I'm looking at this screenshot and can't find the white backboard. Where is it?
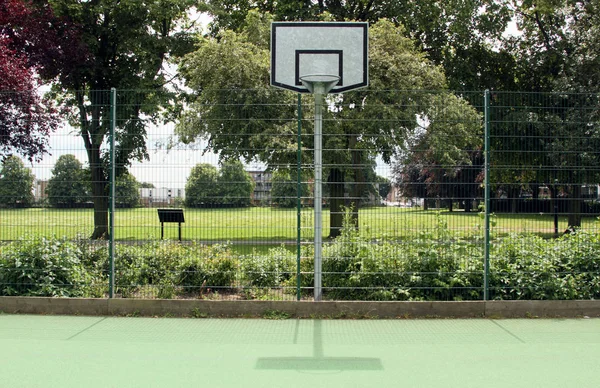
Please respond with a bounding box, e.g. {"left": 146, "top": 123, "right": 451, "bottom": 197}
{"left": 271, "top": 22, "right": 368, "bottom": 93}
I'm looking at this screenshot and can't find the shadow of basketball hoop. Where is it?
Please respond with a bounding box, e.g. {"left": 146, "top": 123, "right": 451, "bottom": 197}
{"left": 255, "top": 320, "right": 383, "bottom": 372}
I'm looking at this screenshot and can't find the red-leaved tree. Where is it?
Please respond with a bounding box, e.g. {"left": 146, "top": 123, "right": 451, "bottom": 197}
{"left": 0, "top": 0, "right": 82, "bottom": 160}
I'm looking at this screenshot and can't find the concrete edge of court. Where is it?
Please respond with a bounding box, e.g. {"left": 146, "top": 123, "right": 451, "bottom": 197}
{"left": 2, "top": 297, "right": 600, "bottom": 318}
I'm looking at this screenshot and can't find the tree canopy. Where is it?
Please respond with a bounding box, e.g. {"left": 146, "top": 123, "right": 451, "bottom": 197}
{"left": 42, "top": 0, "right": 196, "bottom": 238}
{"left": 0, "top": 0, "right": 70, "bottom": 160}
{"left": 177, "top": 13, "right": 480, "bottom": 236}
{"left": 185, "top": 161, "right": 254, "bottom": 207}
{"left": 46, "top": 154, "right": 89, "bottom": 208}
{"left": 115, "top": 172, "right": 141, "bottom": 208}
{"left": 0, "top": 155, "right": 34, "bottom": 208}
{"left": 202, "top": 0, "right": 515, "bottom": 91}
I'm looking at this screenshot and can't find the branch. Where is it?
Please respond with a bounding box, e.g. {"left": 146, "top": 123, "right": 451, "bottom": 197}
{"left": 534, "top": 11, "right": 554, "bottom": 51}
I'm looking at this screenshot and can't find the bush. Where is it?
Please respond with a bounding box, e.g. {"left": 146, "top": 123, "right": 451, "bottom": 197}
{"left": 282, "top": 245, "right": 314, "bottom": 297}
{"left": 0, "top": 236, "right": 102, "bottom": 297}
{"left": 2, "top": 224, "right": 599, "bottom": 302}
{"left": 114, "top": 241, "right": 239, "bottom": 298}
{"left": 241, "top": 246, "right": 295, "bottom": 288}
{"left": 490, "top": 231, "right": 600, "bottom": 300}
{"left": 177, "top": 244, "right": 239, "bottom": 293}
{"left": 115, "top": 241, "right": 189, "bottom": 297}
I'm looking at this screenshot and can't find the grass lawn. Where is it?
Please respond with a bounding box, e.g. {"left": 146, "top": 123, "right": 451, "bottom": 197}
{"left": 0, "top": 206, "right": 598, "bottom": 242}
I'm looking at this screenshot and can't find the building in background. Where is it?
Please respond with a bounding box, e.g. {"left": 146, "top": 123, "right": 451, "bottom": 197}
{"left": 34, "top": 179, "right": 48, "bottom": 203}
{"left": 247, "top": 170, "right": 272, "bottom": 205}
{"left": 139, "top": 187, "right": 185, "bottom": 207}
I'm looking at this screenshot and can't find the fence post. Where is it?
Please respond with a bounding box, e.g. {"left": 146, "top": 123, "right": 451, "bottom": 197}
{"left": 109, "top": 88, "right": 116, "bottom": 298}
{"left": 484, "top": 89, "right": 491, "bottom": 301}
{"left": 296, "top": 93, "right": 302, "bottom": 301}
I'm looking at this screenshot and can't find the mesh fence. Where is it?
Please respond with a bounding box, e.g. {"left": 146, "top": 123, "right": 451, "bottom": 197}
{"left": 0, "top": 89, "right": 599, "bottom": 300}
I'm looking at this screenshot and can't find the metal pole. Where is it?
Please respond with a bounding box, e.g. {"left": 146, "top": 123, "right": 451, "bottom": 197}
{"left": 313, "top": 86, "right": 324, "bottom": 301}
{"left": 109, "top": 88, "right": 116, "bottom": 298}
{"left": 484, "top": 90, "right": 491, "bottom": 301}
{"left": 554, "top": 179, "right": 559, "bottom": 237}
{"left": 297, "top": 93, "right": 302, "bottom": 301}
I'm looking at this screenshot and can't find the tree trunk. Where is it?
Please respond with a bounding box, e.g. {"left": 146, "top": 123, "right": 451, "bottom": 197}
{"left": 567, "top": 184, "right": 582, "bottom": 230}
{"left": 465, "top": 199, "right": 472, "bottom": 212}
{"left": 509, "top": 186, "right": 519, "bottom": 214}
{"left": 88, "top": 144, "right": 109, "bottom": 239}
{"left": 328, "top": 168, "right": 345, "bottom": 238}
{"left": 447, "top": 199, "right": 453, "bottom": 212}
{"left": 78, "top": 92, "right": 110, "bottom": 240}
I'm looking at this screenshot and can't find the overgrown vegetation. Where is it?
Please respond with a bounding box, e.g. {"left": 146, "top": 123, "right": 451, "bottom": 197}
{"left": 1, "top": 215, "right": 599, "bottom": 300}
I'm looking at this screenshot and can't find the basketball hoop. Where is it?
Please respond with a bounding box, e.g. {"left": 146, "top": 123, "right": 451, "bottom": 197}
{"left": 299, "top": 75, "right": 341, "bottom": 94}
{"left": 270, "top": 21, "right": 369, "bottom": 301}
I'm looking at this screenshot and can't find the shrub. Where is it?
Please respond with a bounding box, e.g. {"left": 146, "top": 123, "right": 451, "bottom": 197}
{"left": 241, "top": 246, "right": 295, "bottom": 288}
{"left": 2, "top": 222, "right": 599, "bottom": 302}
{"left": 490, "top": 231, "right": 600, "bottom": 300}
{"left": 177, "top": 244, "right": 239, "bottom": 293}
{"left": 115, "top": 241, "right": 189, "bottom": 297}
{"left": 0, "top": 236, "right": 102, "bottom": 297}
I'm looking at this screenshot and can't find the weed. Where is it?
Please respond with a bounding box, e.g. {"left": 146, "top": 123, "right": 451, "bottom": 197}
{"left": 262, "top": 309, "right": 291, "bottom": 320}
{"left": 190, "top": 307, "right": 208, "bottom": 318}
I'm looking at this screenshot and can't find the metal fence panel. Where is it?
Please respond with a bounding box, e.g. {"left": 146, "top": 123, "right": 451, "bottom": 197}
{"left": 1, "top": 89, "right": 599, "bottom": 301}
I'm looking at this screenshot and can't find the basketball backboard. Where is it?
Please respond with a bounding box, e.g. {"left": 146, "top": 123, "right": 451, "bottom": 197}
{"left": 271, "top": 22, "right": 368, "bottom": 93}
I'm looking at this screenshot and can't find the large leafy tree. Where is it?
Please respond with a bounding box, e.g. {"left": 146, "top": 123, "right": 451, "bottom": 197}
{"left": 202, "top": 0, "right": 516, "bottom": 91}
{"left": 393, "top": 92, "right": 483, "bottom": 211}
{"left": 0, "top": 155, "right": 35, "bottom": 208}
{"left": 43, "top": 0, "right": 195, "bottom": 238}
{"left": 46, "top": 154, "right": 89, "bottom": 208}
{"left": 185, "top": 163, "right": 219, "bottom": 208}
{"left": 491, "top": 0, "right": 600, "bottom": 228}
{"left": 185, "top": 162, "right": 254, "bottom": 207}
{"left": 177, "top": 13, "right": 480, "bottom": 237}
{"left": 218, "top": 160, "right": 255, "bottom": 207}
{"left": 115, "top": 172, "right": 141, "bottom": 208}
{"left": 0, "top": 0, "right": 71, "bottom": 160}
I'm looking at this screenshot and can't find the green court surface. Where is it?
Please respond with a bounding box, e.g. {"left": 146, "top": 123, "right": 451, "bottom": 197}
{"left": 1, "top": 315, "right": 600, "bottom": 388}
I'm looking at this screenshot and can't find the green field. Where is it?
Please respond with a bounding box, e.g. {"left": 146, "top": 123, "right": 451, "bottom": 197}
{"left": 1, "top": 206, "right": 597, "bottom": 242}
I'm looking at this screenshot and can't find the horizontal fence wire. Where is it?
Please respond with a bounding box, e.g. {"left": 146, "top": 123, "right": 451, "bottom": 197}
{"left": 0, "top": 89, "right": 599, "bottom": 301}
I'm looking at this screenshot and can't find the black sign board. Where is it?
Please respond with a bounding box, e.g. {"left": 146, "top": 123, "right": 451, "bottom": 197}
{"left": 157, "top": 209, "right": 185, "bottom": 240}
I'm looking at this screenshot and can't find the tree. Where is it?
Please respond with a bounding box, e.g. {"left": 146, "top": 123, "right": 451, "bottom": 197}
{"left": 177, "top": 14, "right": 480, "bottom": 237}
{"left": 203, "top": 0, "right": 516, "bottom": 91}
{"left": 271, "top": 169, "right": 309, "bottom": 208}
{"left": 374, "top": 175, "right": 391, "bottom": 202}
{"left": 115, "top": 172, "right": 140, "bottom": 208}
{"left": 46, "top": 154, "right": 89, "bottom": 208}
{"left": 393, "top": 92, "right": 483, "bottom": 211}
{"left": 185, "top": 164, "right": 219, "bottom": 208}
{"left": 492, "top": 1, "right": 600, "bottom": 228}
{"left": 0, "top": 0, "right": 69, "bottom": 161}
{"left": 0, "top": 155, "right": 34, "bottom": 207}
{"left": 185, "top": 162, "right": 254, "bottom": 207}
{"left": 41, "top": 0, "right": 195, "bottom": 238}
{"left": 394, "top": 149, "right": 483, "bottom": 212}
{"left": 218, "top": 160, "right": 254, "bottom": 207}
